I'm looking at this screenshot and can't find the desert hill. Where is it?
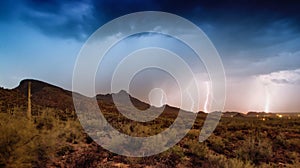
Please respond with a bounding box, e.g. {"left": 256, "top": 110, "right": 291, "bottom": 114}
{"left": 0, "top": 79, "right": 184, "bottom": 120}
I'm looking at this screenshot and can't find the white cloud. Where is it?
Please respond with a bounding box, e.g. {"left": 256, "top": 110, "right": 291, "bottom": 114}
{"left": 258, "top": 68, "right": 300, "bottom": 85}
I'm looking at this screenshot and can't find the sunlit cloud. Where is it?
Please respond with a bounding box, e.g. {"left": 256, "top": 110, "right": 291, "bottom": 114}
{"left": 259, "top": 68, "right": 300, "bottom": 85}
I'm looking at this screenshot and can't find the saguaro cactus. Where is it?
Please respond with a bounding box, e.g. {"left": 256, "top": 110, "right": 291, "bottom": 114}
{"left": 27, "top": 81, "right": 32, "bottom": 120}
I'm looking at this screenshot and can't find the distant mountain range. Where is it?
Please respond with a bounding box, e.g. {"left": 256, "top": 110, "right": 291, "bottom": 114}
{"left": 0, "top": 79, "right": 298, "bottom": 119}
{"left": 0, "top": 79, "right": 188, "bottom": 119}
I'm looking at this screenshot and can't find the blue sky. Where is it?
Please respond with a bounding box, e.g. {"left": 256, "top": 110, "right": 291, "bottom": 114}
{"left": 1, "top": 0, "right": 300, "bottom": 112}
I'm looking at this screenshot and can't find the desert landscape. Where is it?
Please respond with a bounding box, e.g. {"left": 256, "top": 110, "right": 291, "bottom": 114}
{"left": 0, "top": 79, "right": 299, "bottom": 167}
{"left": 1, "top": 1, "right": 300, "bottom": 167}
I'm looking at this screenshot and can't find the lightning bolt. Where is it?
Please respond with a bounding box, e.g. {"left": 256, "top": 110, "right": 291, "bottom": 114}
{"left": 204, "top": 81, "right": 210, "bottom": 113}
{"left": 159, "top": 89, "right": 165, "bottom": 107}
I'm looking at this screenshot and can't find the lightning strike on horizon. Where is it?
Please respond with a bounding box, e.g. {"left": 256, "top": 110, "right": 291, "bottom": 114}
{"left": 159, "top": 92, "right": 164, "bottom": 107}
{"left": 159, "top": 89, "right": 166, "bottom": 107}
{"left": 204, "top": 81, "right": 210, "bottom": 113}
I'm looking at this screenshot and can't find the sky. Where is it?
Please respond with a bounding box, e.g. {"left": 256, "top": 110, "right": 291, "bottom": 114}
{"left": 1, "top": 0, "right": 300, "bottom": 112}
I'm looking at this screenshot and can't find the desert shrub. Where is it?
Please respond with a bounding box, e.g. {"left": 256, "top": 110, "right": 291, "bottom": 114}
{"left": 0, "top": 108, "right": 89, "bottom": 167}
{"left": 227, "top": 120, "right": 252, "bottom": 131}
{"left": 124, "top": 157, "right": 142, "bottom": 166}
{"left": 0, "top": 113, "right": 55, "bottom": 167}
{"left": 156, "top": 145, "right": 185, "bottom": 167}
{"left": 170, "top": 145, "right": 185, "bottom": 159}
{"left": 186, "top": 129, "right": 200, "bottom": 139}
{"left": 236, "top": 137, "right": 273, "bottom": 165}
{"left": 159, "top": 145, "right": 185, "bottom": 167}
{"left": 287, "top": 138, "right": 300, "bottom": 152}
{"left": 234, "top": 130, "right": 246, "bottom": 140}
{"left": 62, "top": 119, "right": 85, "bottom": 144}
{"left": 0, "top": 114, "right": 34, "bottom": 166}
{"left": 35, "top": 116, "right": 54, "bottom": 130}
{"left": 34, "top": 108, "right": 61, "bottom": 130}
{"left": 74, "top": 152, "right": 101, "bottom": 168}
{"left": 56, "top": 145, "right": 75, "bottom": 156}
{"left": 206, "top": 154, "right": 254, "bottom": 168}
{"left": 185, "top": 140, "right": 208, "bottom": 159}
{"left": 286, "top": 151, "right": 300, "bottom": 165}
{"left": 273, "top": 133, "right": 289, "bottom": 150}
{"left": 226, "top": 158, "right": 254, "bottom": 168}
{"left": 207, "top": 135, "right": 226, "bottom": 154}
{"left": 206, "top": 154, "right": 226, "bottom": 167}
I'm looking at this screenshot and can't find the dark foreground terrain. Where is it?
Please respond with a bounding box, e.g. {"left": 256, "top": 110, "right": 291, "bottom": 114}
{"left": 0, "top": 79, "right": 299, "bottom": 167}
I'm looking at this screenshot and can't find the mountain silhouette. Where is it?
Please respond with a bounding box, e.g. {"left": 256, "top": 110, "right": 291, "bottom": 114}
{"left": 1, "top": 79, "right": 281, "bottom": 120}
{"left": 0, "top": 79, "right": 186, "bottom": 120}
{"left": 96, "top": 90, "right": 150, "bottom": 110}
{"left": 14, "top": 79, "right": 74, "bottom": 113}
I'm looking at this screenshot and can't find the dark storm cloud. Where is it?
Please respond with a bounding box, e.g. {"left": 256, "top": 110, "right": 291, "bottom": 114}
{"left": 20, "top": 0, "right": 96, "bottom": 40}
{"left": 1, "top": 0, "right": 300, "bottom": 74}
{"left": 1, "top": 0, "right": 300, "bottom": 41}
